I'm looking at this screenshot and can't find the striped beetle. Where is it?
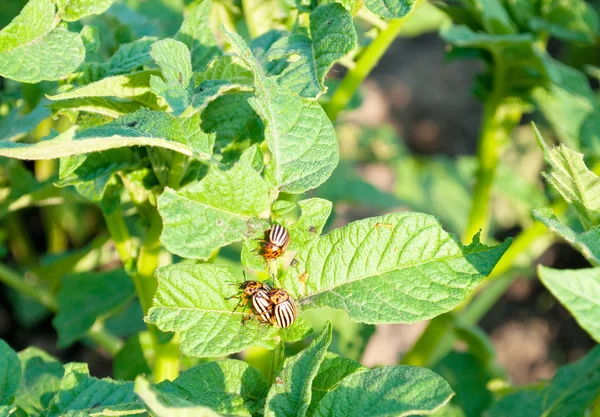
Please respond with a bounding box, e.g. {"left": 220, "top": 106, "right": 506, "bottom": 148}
{"left": 267, "top": 288, "right": 297, "bottom": 328}
{"left": 261, "top": 224, "right": 290, "bottom": 261}
{"left": 226, "top": 277, "right": 273, "bottom": 324}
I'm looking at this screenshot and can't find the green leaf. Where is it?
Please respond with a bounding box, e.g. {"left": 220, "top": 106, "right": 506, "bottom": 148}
{"left": 102, "top": 37, "right": 157, "bottom": 78}
{"left": 150, "top": 39, "right": 194, "bottom": 115}
{"left": 0, "top": 340, "right": 21, "bottom": 405}
{"left": 441, "top": 25, "right": 548, "bottom": 97}
{"left": 0, "top": 0, "right": 84, "bottom": 83}
{"left": 532, "top": 59, "right": 600, "bottom": 157}
{"left": 266, "top": 4, "right": 357, "bottom": 98}
{"left": 288, "top": 198, "right": 332, "bottom": 251}
{"left": 0, "top": 109, "right": 214, "bottom": 161}
{"left": 0, "top": 26, "right": 85, "bottom": 83}
{"left": 485, "top": 390, "right": 543, "bottom": 417}
{"left": 158, "top": 155, "right": 270, "bottom": 259}
{"left": 57, "top": 0, "right": 116, "bottom": 21}
{"left": 283, "top": 213, "right": 511, "bottom": 324}
{"left": 13, "top": 347, "right": 64, "bottom": 415}
{"left": 175, "top": 0, "right": 221, "bottom": 72}
{"left": 47, "top": 363, "right": 143, "bottom": 417}
{"left": 430, "top": 404, "right": 467, "bottom": 417}
{"left": 265, "top": 322, "right": 332, "bottom": 417}
{"left": 477, "top": 0, "right": 518, "bottom": 35}
{"left": 167, "top": 360, "right": 269, "bottom": 415}
{"left": 533, "top": 206, "right": 600, "bottom": 266}
{"left": 224, "top": 30, "right": 339, "bottom": 194}
{"left": 433, "top": 352, "right": 494, "bottom": 417}
{"left": 313, "top": 366, "right": 453, "bottom": 417}
{"left": 191, "top": 80, "right": 254, "bottom": 114}
{"left": 530, "top": 0, "right": 600, "bottom": 44}
{"left": 0, "top": 101, "right": 51, "bottom": 142}
{"left": 365, "top": 0, "right": 416, "bottom": 19}
{"left": 306, "top": 352, "right": 366, "bottom": 417}
{"left": 0, "top": 406, "right": 15, "bottom": 417}
{"left": 53, "top": 269, "right": 135, "bottom": 347}
{"left": 135, "top": 377, "right": 224, "bottom": 417}
{"left": 147, "top": 264, "right": 310, "bottom": 357}
{"left": 47, "top": 71, "right": 159, "bottom": 108}
{"left": 114, "top": 332, "right": 153, "bottom": 381}
{"left": 538, "top": 266, "right": 600, "bottom": 342}
{"left": 486, "top": 345, "right": 600, "bottom": 417}
{"left": 534, "top": 126, "right": 600, "bottom": 228}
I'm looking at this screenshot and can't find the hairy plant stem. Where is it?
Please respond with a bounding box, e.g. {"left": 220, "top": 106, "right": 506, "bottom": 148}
{"left": 462, "top": 97, "right": 524, "bottom": 243}
{"left": 268, "top": 339, "right": 286, "bottom": 384}
{"left": 324, "top": 6, "right": 416, "bottom": 121}
{"left": 0, "top": 261, "right": 123, "bottom": 355}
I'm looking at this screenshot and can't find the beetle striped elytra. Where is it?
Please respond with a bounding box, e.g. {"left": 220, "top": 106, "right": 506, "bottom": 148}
{"left": 267, "top": 288, "right": 297, "bottom": 328}
{"left": 261, "top": 224, "right": 291, "bottom": 261}
{"left": 226, "top": 276, "right": 273, "bottom": 324}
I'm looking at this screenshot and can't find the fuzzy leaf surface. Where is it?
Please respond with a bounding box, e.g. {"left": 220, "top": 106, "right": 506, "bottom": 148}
{"left": 265, "top": 322, "right": 332, "bottom": 417}
{"left": 0, "top": 340, "right": 21, "bottom": 405}
{"left": 365, "top": 0, "right": 416, "bottom": 18}
{"left": 150, "top": 39, "right": 194, "bottom": 115}
{"left": 175, "top": 0, "right": 221, "bottom": 71}
{"left": 147, "top": 264, "right": 311, "bottom": 357}
{"left": 536, "top": 128, "right": 600, "bottom": 227}
{"left": 57, "top": 0, "right": 116, "bottom": 21}
{"left": 313, "top": 366, "right": 453, "bottom": 417}
{"left": 0, "top": 109, "right": 213, "bottom": 160}
{"left": 166, "top": 360, "right": 268, "bottom": 415}
{"left": 284, "top": 213, "right": 511, "bottom": 324}
{"left": 533, "top": 207, "right": 600, "bottom": 266}
{"left": 13, "top": 348, "right": 64, "bottom": 415}
{"left": 158, "top": 157, "right": 270, "bottom": 259}
{"left": 224, "top": 30, "right": 338, "bottom": 194}
{"left": 267, "top": 4, "right": 356, "bottom": 98}
{"left": 538, "top": 266, "right": 600, "bottom": 342}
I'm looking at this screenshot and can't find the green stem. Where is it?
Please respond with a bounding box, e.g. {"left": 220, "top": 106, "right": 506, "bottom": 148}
{"left": 462, "top": 98, "right": 523, "bottom": 243}
{"left": 267, "top": 339, "right": 285, "bottom": 384}
{"left": 324, "top": 8, "right": 415, "bottom": 121}
{"left": 134, "top": 211, "right": 162, "bottom": 316}
{"left": 103, "top": 208, "right": 134, "bottom": 272}
{"left": 166, "top": 153, "right": 185, "bottom": 190}
{"left": 0, "top": 261, "right": 123, "bottom": 355}
{"left": 6, "top": 213, "right": 37, "bottom": 266}
{"left": 153, "top": 333, "right": 180, "bottom": 382}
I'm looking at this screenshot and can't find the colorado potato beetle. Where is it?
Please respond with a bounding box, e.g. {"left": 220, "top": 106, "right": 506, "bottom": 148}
{"left": 261, "top": 224, "right": 290, "bottom": 261}
{"left": 227, "top": 278, "right": 273, "bottom": 324}
{"left": 267, "top": 288, "right": 297, "bottom": 328}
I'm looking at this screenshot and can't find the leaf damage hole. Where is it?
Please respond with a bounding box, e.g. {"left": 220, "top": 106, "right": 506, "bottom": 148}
{"left": 374, "top": 223, "right": 394, "bottom": 230}
{"left": 309, "top": 226, "right": 317, "bottom": 233}
{"left": 126, "top": 121, "right": 138, "bottom": 127}
{"left": 216, "top": 220, "right": 223, "bottom": 226}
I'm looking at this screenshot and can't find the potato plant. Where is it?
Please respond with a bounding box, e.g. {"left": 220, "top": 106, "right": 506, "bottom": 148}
{"left": 0, "top": 0, "right": 599, "bottom": 416}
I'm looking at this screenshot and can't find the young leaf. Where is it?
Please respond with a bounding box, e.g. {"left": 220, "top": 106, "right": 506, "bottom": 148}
{"left": 46, "top": 363, "right": 143, "bottom": 417}
{"left": 167, "top": 360, "right": 269, "bottom": 415}
{"left": 135, "top": 377, "right": 223, "bottom": 417}
{"left": 266, "top": 3, "right": 357, "bottom": 98}
{"left": 0, "top": 340, "right": 21, "bottom": 405}
{"left": 288, "top": 198, "right": 332, "bottom": 251}
{"left": 477, "top": 0, "right": 518, "bottom": 35}
{"left": 224, "top": 29, "right": 339, "bottom": 194}
{"left": 0, "top": 407, "right": 15, "bottom": 417}
{"left": 175, "top": 0, "right": 221, "bottom": 72}
{"left": 0, "top": 0, "right": 85, "bottom": 83}
{"left": 13, "top": 347, "right": 64, "bottom": 415}
{"left": 538, "top": 266, "right": 600, "bottom": 342}
{"left": 158, "top": 157, "right": 270, "bottom": 259}
{"left": 53, "top": 269, "right": 135, "bottom": 347}
{"left": 147, "top": 264, "right": 310, "bottom": 357}
{"left": 265, "top": 322, "right": 332, "bottom": 417}
{"left": 535, "top": 126, "right": 600, "bottom": 228}
{"left": 47, "top": 71, "right": 160, "bottom": 108}
{"left": 365, "top": 0, "right": 416, "bottom": 19}
{"left": 284, "top": 212, "right": 511, "bottom": 324}
{"left": 306, "top": 352, "right": 366, "bottom": 417}
{"left": 57, "top": 0, "right": 116, "bottom": 22}
{"left": 150, "top": 39, "right": 194, "bottom": 115}
{"left": 0, "top": 109, "right": 213, "bottom": 161}
{"left": 102, "top": 37, "right": 157, "bottom": 78}
{"left": 312, "top": 366, "right": 453, "bottom": 417}
{"left": 533, "top": 206, "right": 600, "bottom": 266}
